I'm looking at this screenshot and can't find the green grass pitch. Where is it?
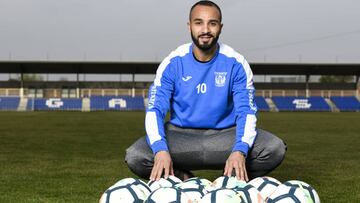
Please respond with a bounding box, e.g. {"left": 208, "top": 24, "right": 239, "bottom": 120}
{"left": 0, "top": 111, "right": 359, "bottom": 202}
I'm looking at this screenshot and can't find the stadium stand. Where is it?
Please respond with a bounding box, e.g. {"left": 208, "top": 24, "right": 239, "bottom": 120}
{"left": 254, "top": 96, "right": 270, "bottom": 111}
{"left": 90, "top": 96, "right": 145, "bottom": 111}
{"left": 1, "top": 88, "right": 359, "bottom": 112}
{"left": 0, "top": 97, "right": 20, "bottom": 110}
{"left": 272, "top": 96, "right": 331, "bottom": 111}
{"left": 330, "top": 96, "right": 360, "bottom": 111}
{"left": 27, "top": 98, "right": 82, "bottom": 111}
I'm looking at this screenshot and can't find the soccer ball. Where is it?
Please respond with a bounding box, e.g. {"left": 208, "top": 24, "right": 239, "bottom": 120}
{"left": 112, "top": 178, "right": 151, "bottom": 197}
{"left": 144, "top": 187, "right": 191, "bottom": 203}
{"left": 112, "top": 177, "right": 140, "bottom": 186}
{"left": 147, "top": 175, "right": 182, "bottom": 192}
{"left": 175, "top": 182, "right": 207, "bottom": 202}
{"left": 211, "top": 176, "right": 247, "bottom": 189}
{"left": 199, "top": 188, "right": 243, "bottom": 203}
{"left": 184, "top": 177, "right": 213, "bottom": 187}
{"left": 283, "top": 180, "right": 320, "bottom": 203}
{"left": 184, "top": 177, "right": 214, "bottom": 192}
{"left": 248, "top": 176, "right": 281, "bottom": 199}
{"left": 233, "top": 184, "right": 265, "bottom": 203}
{"left": 267, "top": 184, "right": 314, "bottom": 203}
{"left": 99, "top": 184, "right": 148, "bottom": 203}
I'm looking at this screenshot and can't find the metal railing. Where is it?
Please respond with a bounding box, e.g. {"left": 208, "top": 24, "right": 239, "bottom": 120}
{"left": 0, "top": 88, "right": 359, "bottom": 99}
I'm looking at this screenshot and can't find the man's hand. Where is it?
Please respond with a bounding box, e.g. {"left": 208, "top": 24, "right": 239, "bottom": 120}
{"left": 223, "top": 151, "right": 248, "bottom": 181}
{"left": 150, "top": 151, "right": 174, "bottom": 181}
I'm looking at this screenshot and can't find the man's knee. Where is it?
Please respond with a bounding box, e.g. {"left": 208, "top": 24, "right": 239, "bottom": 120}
{"left": 124, "top": 139, "right": 153, "bottom": 179}
{"left": 124, "top": 145, "right": 139, "bottom": 171}
{"left": 247, "top": 131, "right": 286, "bottom": 177}
{"left": 268, "top": 137, "right": 286, "bottom": 165}
{"left": 255, "top": 129, "right": 286, "bottom": 164}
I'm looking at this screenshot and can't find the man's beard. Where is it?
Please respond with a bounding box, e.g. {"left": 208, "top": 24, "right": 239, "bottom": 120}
{"left": 191, "top": 32, "right": 219, "bottom": 52}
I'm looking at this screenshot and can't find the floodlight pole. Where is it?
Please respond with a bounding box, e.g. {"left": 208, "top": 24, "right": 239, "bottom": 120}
{"left": 356, "top": 75, "right": 359, "bottom": 98}
{"left": 305, "top": 74, "right": 310, "bottom": 98}
{"left": 76, "top": 72, "right": 80, "bottom": 98}
{"left": 132, "top": 73, "right": 135, "bottom": 98}
{"left": 20, "top": 70, "right": 24, "bottom": 98}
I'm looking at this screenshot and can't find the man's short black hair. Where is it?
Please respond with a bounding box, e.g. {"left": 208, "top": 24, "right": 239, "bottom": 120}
{"left": 189, "top": 0, "right": 222, "bottom": 22}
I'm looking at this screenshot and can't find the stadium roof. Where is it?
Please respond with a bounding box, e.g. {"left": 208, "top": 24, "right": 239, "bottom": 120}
{"left": 0, "top": 61, "right": 359, "bottom": 76}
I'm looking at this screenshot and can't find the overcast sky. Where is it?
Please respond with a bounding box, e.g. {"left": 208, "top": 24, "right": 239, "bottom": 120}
{"left": 1, "top": 0, "right": 360, "bottom": 64}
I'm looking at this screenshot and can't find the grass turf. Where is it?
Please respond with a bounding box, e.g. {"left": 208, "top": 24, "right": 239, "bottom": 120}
{"left": 0, "top": 111, "right": 359, "bottom": 202}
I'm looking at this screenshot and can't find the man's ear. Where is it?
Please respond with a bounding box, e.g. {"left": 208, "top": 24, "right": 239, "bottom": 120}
{"left": 187, "top": 22, "right": 191, "bottom": 33}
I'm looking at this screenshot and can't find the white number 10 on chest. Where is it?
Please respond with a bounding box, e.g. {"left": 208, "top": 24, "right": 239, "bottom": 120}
{"left": 196, "top": 83, "right": 207, "bottom": 94}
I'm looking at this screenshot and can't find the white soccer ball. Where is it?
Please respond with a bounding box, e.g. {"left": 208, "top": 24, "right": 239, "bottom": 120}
{"left": 99, "top": 184, "right": 148, "bottom": 203}
{"left": 175, "top": 182, "right": 207, "bottom": 202}
{"left": 212, "top": 176, "right": 247, "bottom": 189}
{"left": 233, "top": 184, "right": 265, "bottom": 203}
{"left": 267, "top": 184, "right": 314, "bottom": 203}
{"left": 184, "top": 177, "right": 214, "bottom": 192}
{"left": 144, "top": 187, "right": 191, "bottom": 203}
{"left": 112, "top": 177, "right": 139, "bottom": 186}
{"left": 199, "top": 188, "right": 243, "bottom": 203}
{"left": 147, "top": 175, "right": 182, "bottom": 192}
{"left": 248, "top": 176, "right": 281, "bottom": 199}
{"left": 112, "top": 178, "right": 151, "bottom": 198}
{"left": 283, "top": 180, "right": 320, "bottom": 203}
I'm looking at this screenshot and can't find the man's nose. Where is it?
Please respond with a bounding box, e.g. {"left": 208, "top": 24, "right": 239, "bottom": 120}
{"left": 201, "top": 24, "right": 210, "bottom": 34}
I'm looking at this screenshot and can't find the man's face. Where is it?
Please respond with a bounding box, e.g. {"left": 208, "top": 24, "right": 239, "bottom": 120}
{"left": 188, "top": 5, "right": 222, "bottom": 51}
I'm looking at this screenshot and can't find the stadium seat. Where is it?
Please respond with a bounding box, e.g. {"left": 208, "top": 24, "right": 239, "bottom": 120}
{"left": 330, "top": 96, "right": 360, "bottom": 111}
{"left": 0, "top": 97, "right": 20, "bottom": 110}
{"left": 272, "top": 96, "right": 331, "bottom": 111}
{"left": 90, "top": 96, "right": 145, "bottom": 111}
{"left": 254, "top": 96, "right": 270, "bottom": 111}
{"left": 27, "top": 98, "right": 82, "bottom": 111}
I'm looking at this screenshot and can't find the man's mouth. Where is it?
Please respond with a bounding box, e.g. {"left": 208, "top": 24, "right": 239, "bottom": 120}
{"left": 199, "top": 35, "right": 213, "bottom": 42}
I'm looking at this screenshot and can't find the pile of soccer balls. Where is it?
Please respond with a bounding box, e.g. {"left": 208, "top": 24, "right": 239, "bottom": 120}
{"left": 99, "top": 175, "right": 320, "bottom": 203}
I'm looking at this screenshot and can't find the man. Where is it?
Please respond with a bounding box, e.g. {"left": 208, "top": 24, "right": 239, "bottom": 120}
{"left": 125, "top": 1, "right": 286, "bottom": 182}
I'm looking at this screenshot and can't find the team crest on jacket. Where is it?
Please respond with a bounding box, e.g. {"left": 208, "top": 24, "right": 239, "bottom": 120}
{"left": 214, "top": 72, "right": 227, "bottom": 87}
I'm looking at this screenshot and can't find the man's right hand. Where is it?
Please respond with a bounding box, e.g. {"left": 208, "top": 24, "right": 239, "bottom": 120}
{"left": 150, "top": 151, "right": 174, "bottom": 181}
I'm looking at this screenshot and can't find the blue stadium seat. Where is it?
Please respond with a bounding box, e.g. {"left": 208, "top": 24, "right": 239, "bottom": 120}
{"left": 255, "top": 96, "right": 270, "bottom": 111}
{"left": 90, "top": 96, "right": 144, "bottom": 111}
{"left": 27, "top": 98, "right": 82, "bottom": 111}
{"left": 272, "top": 96, "right": 331, "bottom": 111}
{"left": 0, "top": 97, "right": 20, "bottom": 110}
{"left": 330, "top": 96, "right": 360, "bottom": 111}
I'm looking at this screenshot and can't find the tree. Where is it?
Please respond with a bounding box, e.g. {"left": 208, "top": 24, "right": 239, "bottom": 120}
{"left": 10, "top": 74, "right": 44, "bottom": 81}
{"left": 319, "top": 75, "right": 354, "bottom": 83}
{"left": 59, "top": 77, "right": 68, "bottom": 81}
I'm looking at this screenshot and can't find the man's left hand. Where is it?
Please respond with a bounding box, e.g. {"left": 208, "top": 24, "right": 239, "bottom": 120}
{"left": 223, "top": 151, "right": 248, "bottom": 181}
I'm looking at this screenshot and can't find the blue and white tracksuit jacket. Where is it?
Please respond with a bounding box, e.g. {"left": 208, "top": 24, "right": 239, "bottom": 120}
{"left": 145, "top": 43, "right": 257, "bottom": 156}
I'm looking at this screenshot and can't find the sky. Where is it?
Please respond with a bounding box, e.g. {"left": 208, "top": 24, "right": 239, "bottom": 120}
{"left": 1, "top": 0, "right": 360, "bottom": 64}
